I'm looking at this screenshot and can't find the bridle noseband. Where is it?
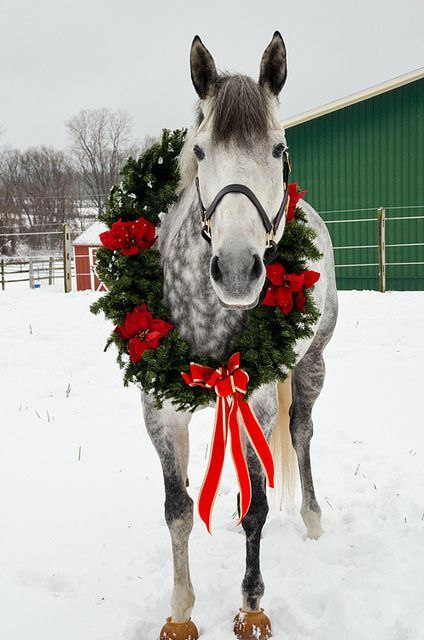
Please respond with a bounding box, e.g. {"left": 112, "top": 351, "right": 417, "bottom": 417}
{"left": 195, "top": 149, "right": 291, "bottom": 265}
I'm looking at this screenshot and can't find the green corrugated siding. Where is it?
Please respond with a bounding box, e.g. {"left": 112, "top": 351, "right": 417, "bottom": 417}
{"left": 286, "top": 78, "right": 424, "bottom": 290}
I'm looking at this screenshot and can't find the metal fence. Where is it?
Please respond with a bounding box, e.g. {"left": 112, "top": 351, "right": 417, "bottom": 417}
{"left": 0, "top": 223, "right": 104, "bottom": 291}
{"left": 0, "top": 225, "right": 73, "bottom": 291}
{"left": 0, "top": 255, "right": 98, "bottom": 291}
{"left": 319, "top": 205, "right": 424, "bottom": 291}
{"left": 1, "top": 254, "right": 64, "bottom": 288}
{"left": 1, "top": 210, "right": 423, "bottom": 292}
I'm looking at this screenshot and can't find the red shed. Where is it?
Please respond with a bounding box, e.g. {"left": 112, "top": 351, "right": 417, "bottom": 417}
{"left": 73, "top": 222, "right": 108, "bottom": 292}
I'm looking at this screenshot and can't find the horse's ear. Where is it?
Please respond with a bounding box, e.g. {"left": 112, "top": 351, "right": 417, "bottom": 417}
{"left": 259, "top": 31, "right": 287, "bottom": 97}
{"left": 190, "top": 35, "right": 218, "bottom": 99}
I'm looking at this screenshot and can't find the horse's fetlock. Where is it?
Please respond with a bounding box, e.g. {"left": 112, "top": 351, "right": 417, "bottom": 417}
{"left": 242, "top": 572, "right": 265, "bottom": 612}
{"left": 171, "top": 586, "right": 195, "bottom": 622}
{"left": 242, "top": 573, "right": 264, "bottom": 598}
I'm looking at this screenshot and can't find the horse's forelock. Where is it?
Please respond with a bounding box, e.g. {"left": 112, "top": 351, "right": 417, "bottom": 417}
{"left": 211, "top": 74, "right": 272, "bottom": 146}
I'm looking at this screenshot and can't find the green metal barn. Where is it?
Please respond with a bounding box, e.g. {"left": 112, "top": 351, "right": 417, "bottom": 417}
{"left": 284, "top": 68, "right": 424, "bottom": 290}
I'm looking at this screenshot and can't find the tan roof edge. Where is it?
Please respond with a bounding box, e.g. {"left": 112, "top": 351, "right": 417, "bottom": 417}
{"left": 282, "top": 66, "right": 424, "bottom": 129}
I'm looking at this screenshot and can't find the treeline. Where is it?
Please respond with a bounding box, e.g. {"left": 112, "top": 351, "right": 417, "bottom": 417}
{"left": 0, "top": 108, "right": 153, "bottom": 255}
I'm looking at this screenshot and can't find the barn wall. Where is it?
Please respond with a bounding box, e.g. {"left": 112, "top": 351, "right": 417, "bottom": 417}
{"left": 286, "top": 78, "right": 424, "bottom": 290}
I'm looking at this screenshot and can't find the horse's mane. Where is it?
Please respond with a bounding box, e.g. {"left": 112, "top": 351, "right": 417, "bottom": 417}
{"left": 177, "top": 73, "right": 279, "bottom": 194}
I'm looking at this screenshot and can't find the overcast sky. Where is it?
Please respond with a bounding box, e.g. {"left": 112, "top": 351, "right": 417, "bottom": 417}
{"left": 1, "top": 0, "right": 423, "bottom": 150}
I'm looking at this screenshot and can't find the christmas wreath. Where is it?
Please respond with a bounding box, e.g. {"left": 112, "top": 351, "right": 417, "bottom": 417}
{"left": 91, "top": 129, "right": 322, "bottom": 414}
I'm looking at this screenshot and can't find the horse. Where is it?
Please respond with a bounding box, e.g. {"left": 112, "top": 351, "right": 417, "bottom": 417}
{"left": 141, "top": 31, "right": 338, "bottom": 640}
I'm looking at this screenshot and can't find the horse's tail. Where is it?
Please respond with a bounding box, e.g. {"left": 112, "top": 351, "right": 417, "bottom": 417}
{"left": 270, "top": 373, "right": 297, "bottom": 509}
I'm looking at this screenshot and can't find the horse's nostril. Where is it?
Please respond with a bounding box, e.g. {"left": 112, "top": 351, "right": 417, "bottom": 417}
{"left": 211, "top": 256, "right": 222, "bottom": 283}
{"left": 250, "top": 254, "right": 263, "bottom": 281}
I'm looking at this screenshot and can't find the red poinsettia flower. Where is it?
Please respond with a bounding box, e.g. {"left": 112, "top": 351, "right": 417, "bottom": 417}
{"left": 294, "top": 269, "right": 320, "bottom": 312}
{"left": 115, "top": 304, "right": 173, "bottom": 363}
{"left": 286, "top": 183, "right": 307, "bottom": 223}
{"left": 261, "top": 262, "right": 320, "bottom": 315}
{"left": 262, "top": 262, "right": 304, "bottom": 315}
{"left": 100, "top": 217, "right": 156, "bottom": 255}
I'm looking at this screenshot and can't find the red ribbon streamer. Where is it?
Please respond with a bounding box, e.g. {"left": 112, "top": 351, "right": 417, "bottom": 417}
{"left": 181, "top": 352, "right": 274, "bottom": 532}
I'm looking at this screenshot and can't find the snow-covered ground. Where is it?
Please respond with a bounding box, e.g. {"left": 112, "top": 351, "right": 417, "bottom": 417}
{"left": 0, "top": 288, "right": 423, "bottom": 640}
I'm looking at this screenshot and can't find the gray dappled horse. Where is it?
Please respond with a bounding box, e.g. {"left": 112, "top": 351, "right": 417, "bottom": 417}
{"left": 141, "top": 32, "right": 338, "bottom": 640}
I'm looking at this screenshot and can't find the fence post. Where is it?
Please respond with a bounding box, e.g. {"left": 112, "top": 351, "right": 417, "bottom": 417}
{"left": 49, "top": 256, "right": 54, "bottom": 285}
{"left": 63, "top": 224, "right": 72, "bottom": 293}
{"left": 29, "top": 257, "right": 34, "bottom": 289}
{"left": 377, "top": 207, "right": 386, "bottom": 293}
{"left": 1, "top": 259, "right": 4, "bottom": 291}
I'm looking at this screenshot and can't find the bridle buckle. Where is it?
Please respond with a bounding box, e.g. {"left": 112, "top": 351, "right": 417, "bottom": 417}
{"left": 266, "top": 229, "right": 275, "bottom": 249}
{"left": 201, "top": 213, "right": 212, "bottom": 243}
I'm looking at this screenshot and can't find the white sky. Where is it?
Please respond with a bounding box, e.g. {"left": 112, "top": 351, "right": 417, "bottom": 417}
{"left": 1, "top": 0, "right": 423, "bottom": 150}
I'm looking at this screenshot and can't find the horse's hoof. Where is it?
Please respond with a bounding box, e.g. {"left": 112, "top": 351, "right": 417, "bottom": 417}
{"left": 234, "top": 608, "right": 272, "bottom": 639}
{"left": 159, "top": 616, "right": 199, "bottom": 640}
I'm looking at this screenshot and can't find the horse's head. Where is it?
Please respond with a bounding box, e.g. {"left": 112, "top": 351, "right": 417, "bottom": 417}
{"left": 180, "top": 32, "right": 288, "bottom": 310}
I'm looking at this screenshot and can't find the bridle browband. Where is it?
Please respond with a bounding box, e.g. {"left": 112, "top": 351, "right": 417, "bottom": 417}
{"left": 195, "top": 149, "right": 291, "bottom": 265}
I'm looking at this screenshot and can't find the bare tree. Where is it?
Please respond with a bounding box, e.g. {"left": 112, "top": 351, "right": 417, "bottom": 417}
{"left": 0, "top": 146, "right": 79, "bottom": 252}
{"left": 66, "top": 108, "right": 135, "bottom": 214}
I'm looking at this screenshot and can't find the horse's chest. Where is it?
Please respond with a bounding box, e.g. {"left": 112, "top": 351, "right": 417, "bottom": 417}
{"left": 162, "top": 247, "right": 245, "bottom": 360}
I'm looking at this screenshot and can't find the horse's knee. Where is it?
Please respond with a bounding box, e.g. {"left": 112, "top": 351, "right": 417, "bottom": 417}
{"left": 289, "top": 412, "right": 313, "bottom": 451}
{"left": 241, "top": 487, "right": 269, "bottom": 537}
{"left": 165, "top": 487, "right": 193, "bottom": 530}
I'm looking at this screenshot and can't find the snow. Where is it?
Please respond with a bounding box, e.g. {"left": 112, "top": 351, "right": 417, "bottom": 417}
{"left": 0, "top": 288, "right": 423, "bottom": 640}
{"left": 73, "top": 221, "right": 108, "bottom": 246}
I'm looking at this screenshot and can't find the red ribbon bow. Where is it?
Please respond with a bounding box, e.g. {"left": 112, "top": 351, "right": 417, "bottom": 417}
{"left": 182, "top": 352, "right": 274, "bottom": 532}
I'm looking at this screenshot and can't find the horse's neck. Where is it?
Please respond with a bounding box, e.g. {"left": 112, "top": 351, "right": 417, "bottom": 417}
{"left": 159, "top": 186, "right": 246, "bottom": 360}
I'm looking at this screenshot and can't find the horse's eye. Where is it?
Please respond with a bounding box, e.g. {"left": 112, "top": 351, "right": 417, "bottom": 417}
{"left": 273, "top": 143, "right": 286, "bottom": 159}
{"left": 193, "top": 145, "right": 205, "bottom": 161}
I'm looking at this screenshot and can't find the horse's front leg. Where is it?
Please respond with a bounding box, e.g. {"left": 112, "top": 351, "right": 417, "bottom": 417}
{"left": 141, "top": 392, "right": 198, "bottom": 640}
{"left": 234, "top": 383, "right": 277, "bottom": 640}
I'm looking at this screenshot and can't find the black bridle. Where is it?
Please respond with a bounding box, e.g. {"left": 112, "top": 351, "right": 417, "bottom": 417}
{"left": 195, "top": 149, "right": 291, "bottom": 265}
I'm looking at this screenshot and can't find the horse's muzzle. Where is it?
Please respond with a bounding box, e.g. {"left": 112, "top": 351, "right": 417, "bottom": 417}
{"left": 210, "top": 252, "right": 265, "bottom": 308}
